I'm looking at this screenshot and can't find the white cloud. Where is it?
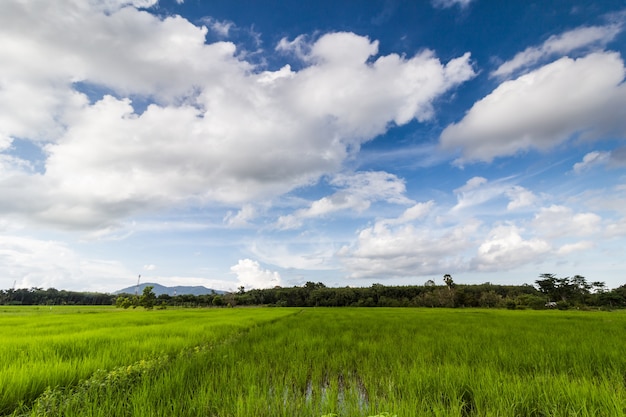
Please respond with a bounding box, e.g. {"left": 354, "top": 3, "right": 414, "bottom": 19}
{"left": 201, "top": 17, "right": 234, "bottom": 37}
{"left": 310, "top": 32, "right": 381, "bottom": 68}
{"left": 492, "top": 23, "right": 623, "bottom": 78}
{"left": 455, "top": 176, "right": 488, "bottom": 192}
{"left": 276, "top": 171, "right": 413, "bottom": 230}
{"left": 578, "top": 184, "right": 626, "bottom": 217}
{"left": 0, "top": 2, "right": 474, "bottom": 230}
{"left": 532, "top": 205, "right": 601, "bottom": 238}
{"left": 276, "top": 35, "right": 310, "bottom": 61}
{"left": 276, "top": 33, "right": 475, "bottom": 133}
{"left": 338, "top": 192, "right": 610, "bottom": 279}
{"left": 230, "top": 259, "right": 282, "bottom": 289}
{"left": 329, "top": 171, "right": 412, "bottom": 204}
{"left": 272, "top": 199, "right": 437, "bottom": 274}
{"left": 338, "top": 219, "right": 479, "bottom": 279}
{"left": 392, "top": 201, "right": 435, "bottom": 224}
{"left": 452, "top": 176, "right": 499, "bottom": 211}
{"left": 97, "top": 0, "right": 158, "bottom": 12}
{"left": 0, "top": 154, "right": 36, "bottom": 180}
{"left": 0, "top": 235, "right": 133, "bottom": 292}
{"left": 556, "top": 241, "right": 594, "bottom": 255}
{"left": 0, "top": 137, "right": 12, "bottom": 152}
{"left": 274, "top": 214, "right": 305, "bottom": 231}
{"left": 250, "top": 241, "right": 337, "bottom": 271}
{"left": 471, "top": 224, "right": 551, "bottom": 271}
{"left": 224, "top": 204, "right": 257, "bottom": 227}
{"left": 505, "top": 186, "right": 537, "bottom": 210}
{"left": 605, "top": 217, "right": 626, "bottom": 238}
{"left": 441, "top": 52, "right": 626, "bottom": 163}
{"left": 573, "top": 151, "right": 611, "bottom": 173}
{"left": 452, "top": 176, "right": 537, "bottom": 212}
{"left": 431, "top": 0, "right": 473, "bottom": 9}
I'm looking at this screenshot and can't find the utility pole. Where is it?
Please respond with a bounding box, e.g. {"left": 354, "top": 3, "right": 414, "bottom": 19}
{"left": 135, "top": 274, "right": 141, "bottom": 296}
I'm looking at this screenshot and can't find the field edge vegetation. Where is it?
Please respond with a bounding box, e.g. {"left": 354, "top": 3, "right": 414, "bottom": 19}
{"left": 3, "top": 273, "right": 626, "bottom": 310}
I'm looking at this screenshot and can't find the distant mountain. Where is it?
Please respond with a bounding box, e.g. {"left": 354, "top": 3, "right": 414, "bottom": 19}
{"left": 114, "top": 282, "right": 225, "bottom": 296}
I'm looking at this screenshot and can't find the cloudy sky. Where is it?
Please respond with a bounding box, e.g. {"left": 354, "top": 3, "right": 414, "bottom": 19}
{"left": 1, "top": 0, "right": 626, "bottom": 293}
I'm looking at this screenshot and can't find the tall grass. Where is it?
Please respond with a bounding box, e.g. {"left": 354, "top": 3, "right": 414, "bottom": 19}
{"left": 14, "top": 308, "right": 625, "bottom": 417}
{"left": 0, "top": 306, "right": 296, "bottom": 415}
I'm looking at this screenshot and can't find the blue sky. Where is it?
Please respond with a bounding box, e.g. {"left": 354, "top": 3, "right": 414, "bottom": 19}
{"left": 1, "top": 0, "right": 626, "bottom": 292}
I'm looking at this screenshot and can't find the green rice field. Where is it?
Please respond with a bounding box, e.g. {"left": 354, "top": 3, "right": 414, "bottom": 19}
{"left": 1, "top": 306, "right": 625, "bottom": 416}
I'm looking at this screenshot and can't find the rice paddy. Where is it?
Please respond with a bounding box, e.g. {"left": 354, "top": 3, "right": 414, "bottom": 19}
{"left": 2, "top": 307, "right": 625, "bottom": 416}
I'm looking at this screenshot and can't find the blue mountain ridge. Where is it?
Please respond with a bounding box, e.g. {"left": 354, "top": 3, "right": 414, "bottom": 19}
{"left": 114, "top": 282, "right": 226, "bottom": 296}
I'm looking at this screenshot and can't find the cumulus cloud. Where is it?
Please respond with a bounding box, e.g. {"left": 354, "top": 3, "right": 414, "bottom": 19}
{"left": 230, "top": 259, "right": 282, "bottom": 289}
{"left": 441, "top": 52, "right": 626, "bottom": 163}
{"left": 505, "top": 186, "right": 537, "bottom": 210}
{"left": 276, "top": 171, "right": 413, "bottom": 230}
{"left": 0, "top": 153, "right": 36, "bottom": 181}
{"left": 0, "top": 2, "right": 474, "bottom": 230}
{"left": 337, "top": 178, "right": 603, "bottom": 279}
{"left": 492, "top": 23, "right": 623, "bottom": 78}
{"left": 532, "top": 205, "right": 601, "bottom": 238}
{"left": 338, "top": 218, "right": 479, "bottom": 279}
{"left": 0, "top": 235, "right": 133, "bottom": 291}
{"left": 0, "top": 137, "right": 11, "bottom": 153}
{"left": 471, "top": 224, "right": 551, "bottom": 271}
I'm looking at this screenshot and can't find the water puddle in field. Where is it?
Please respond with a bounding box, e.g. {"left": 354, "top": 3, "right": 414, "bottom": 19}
{"left": 270, "top": 372, "right": 372, "bottom": 413}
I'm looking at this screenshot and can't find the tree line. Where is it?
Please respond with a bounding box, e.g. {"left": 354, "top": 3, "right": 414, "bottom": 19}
{"left": 0, "top": 287, "right": 115, "bottom": 306}
{"left": 230, "top": 275, "right": 626, "bottom": 309}
{"left": 2, "top": 274, "right": 626, "bottom": 309}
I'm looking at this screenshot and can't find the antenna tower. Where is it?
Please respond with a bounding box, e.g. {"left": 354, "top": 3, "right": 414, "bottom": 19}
{"left": 135, "top": 274, "right": 141, "bottom": 296}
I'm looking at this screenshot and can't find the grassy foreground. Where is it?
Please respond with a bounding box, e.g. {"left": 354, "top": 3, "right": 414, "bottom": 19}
{"left": 0, "top": 306, "right": 296, "bottom": 415}
{"left": 2, "top": 307, "right": 626, "bottom": 416}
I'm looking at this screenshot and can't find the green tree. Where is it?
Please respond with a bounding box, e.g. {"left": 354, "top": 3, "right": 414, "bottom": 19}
{"left": 139, "top": 286, "right": 156, "bottom": 310}
{"left": 212, "top": 295, "right": 224, "bottom": 307}
{"left": 115, "top": 296, "right": 133, "bottom": 309}
{"left": 479, "top": 290, "right": 502, "bottom": 308}
{"left": 443, "top": 274, "right": 455, "bottom": 290}
{"left": 535, "top": 273, "right": 559, "bottom": 301}
{"left": 592, "top": 281, "right": 607, "bottom": 293}
{"left": 570, "top": 275, "right": 591, "bottom": 305}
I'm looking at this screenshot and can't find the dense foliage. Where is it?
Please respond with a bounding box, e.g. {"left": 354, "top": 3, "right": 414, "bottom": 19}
{"left": 231, "top": 278, "right": 626, "bottom": 309}
{"left": 2, "top": 274, "right": 625, "bottom": 309}
{"left": 0, "top": 287, "right": 115, "bottom": 306}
